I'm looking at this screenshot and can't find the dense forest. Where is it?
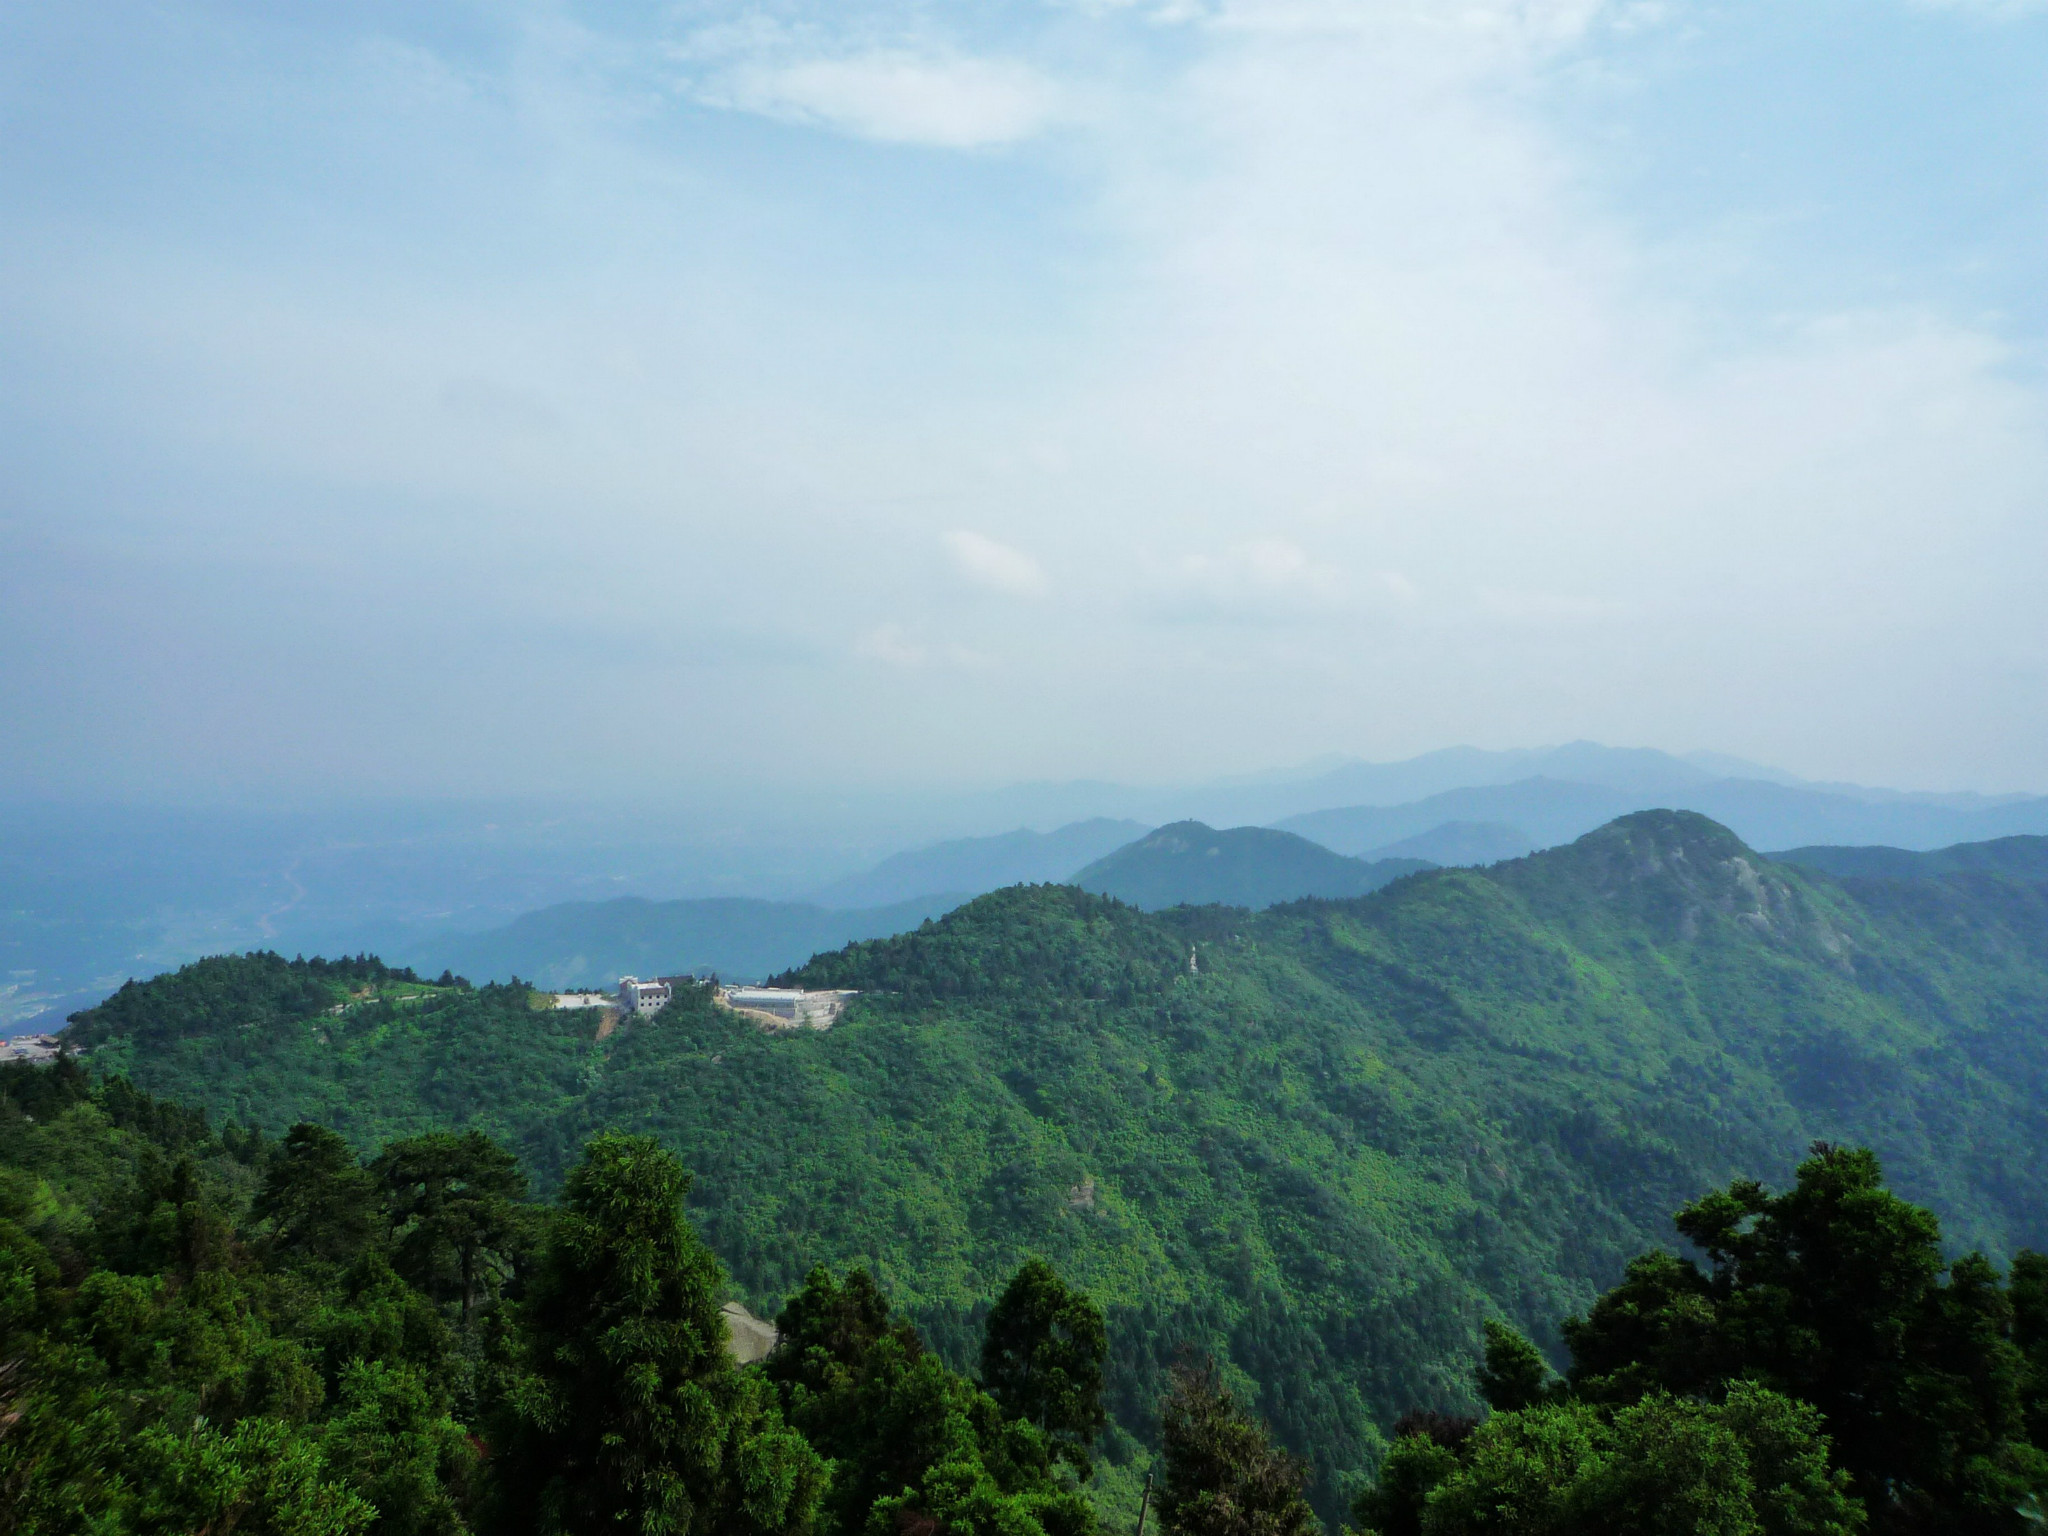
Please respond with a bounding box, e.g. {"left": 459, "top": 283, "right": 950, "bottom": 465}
{"left": 49, "top": 812, "right": 2048, "bottom": 1525}
{"left": 9, "top": 1061, "right": 2048, "bottom": 1533}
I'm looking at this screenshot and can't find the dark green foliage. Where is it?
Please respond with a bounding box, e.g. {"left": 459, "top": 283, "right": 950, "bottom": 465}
{"left": 372, "top": 1131, "right": 530, "bottom": 1320}
{"left": 1355, "top": 1387, "right": 1860, "bottom": 1536}
{"left": 982, "top": 1257, "right": 1109, "bottom": 1476}
{"left": 1361, "top": 1145, "right": 2047, "bottom": 1536}
{"left": 1564, "top": 1144, "right": 2048, "bottom": 1530}
{"left": 2009, "top": 1251, "right": 2048, "bottom": 1445}
{"left": 1475, "top": 1322, "right": 1554, "bottom": 1413}
{"left": 66, "top": 958, "right": 590, "bottom": 1161}
{"left": 766, "top": 1264, "right": 1098, "bottom": 1536}
{"left": 767, "top": 1264, "right": 925, "bottom": 1401}
{"left": 72, "top": 952, "right": 427, "bottom": 1055}
{"left": 1157, "top": 1357, "right": 1318, "bottom": 1536}
{"left": 2, "top": 1066, "right": 1133, "bottom": 1536}
{"left": 256, "top": 1123, "right": 382, "bottom": 1266}
{"left": 0, "top": 1066, "right": 519, "bottom": 1536}
{"left": 1413, "top": 1387, "right": 1860, "bottom": 1536}
{"left": 496, "top": 1132, "right": 825, "bottom": 1536}
{"left": 321, "top": 1360, "right": 479, "bottom": 1536}
{"left": 1351, "top": 1433, "right": 1462, "bottom": 1536}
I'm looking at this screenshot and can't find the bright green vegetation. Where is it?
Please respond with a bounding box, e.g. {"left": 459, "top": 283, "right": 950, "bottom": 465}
{"left": 1071, "top": 820, "right": 1432, "bottom": 909}
{"left": 1354, "top": 1144, "right": 2048, "bottom": 1534}
{"left": 69, "top": 953, "right": 603, "bottom": 1168}
{"left": 55, "top": 812, "right": 2048, "bottom": 1526}
{"left": 0, "top": 1062, "right": 1109, "bottom": 1536}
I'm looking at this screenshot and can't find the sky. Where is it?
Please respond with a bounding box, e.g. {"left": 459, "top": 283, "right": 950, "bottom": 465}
{"left": 3, "top": 0, "right": 2046, "bottom": 804}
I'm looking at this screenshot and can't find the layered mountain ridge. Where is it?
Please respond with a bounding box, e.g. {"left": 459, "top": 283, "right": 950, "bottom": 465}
{"left": 63, "top": 810, "right": 2048, "bottom": 1523}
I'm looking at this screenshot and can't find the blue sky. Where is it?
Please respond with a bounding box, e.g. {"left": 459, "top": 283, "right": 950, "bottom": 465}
{"left": 2, "top": 0, "right": 2045, "bottom": 800}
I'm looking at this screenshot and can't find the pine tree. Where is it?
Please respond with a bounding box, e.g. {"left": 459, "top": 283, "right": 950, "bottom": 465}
{"left": 372, "top": 1131, "right": 531, "bottom": 1323}
{"left": 255, "top": 1123, "right": 382, "bottom": 1267}
{"left": 495, "top": 1132, "right": 824, "bottom": 1536}
{"left": 981, "top": 1257, "right": 1108, "bottom": 1476}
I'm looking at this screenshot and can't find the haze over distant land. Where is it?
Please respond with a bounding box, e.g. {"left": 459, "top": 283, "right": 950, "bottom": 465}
{"left": 2, "top": 3, "right": 2046, "bottom": 806}
{"left": 11, "top": 741, "right": 2048, "bottom": 1020}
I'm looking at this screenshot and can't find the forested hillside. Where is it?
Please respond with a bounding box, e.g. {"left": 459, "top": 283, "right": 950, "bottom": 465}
{"left": 57, "top": 811, "right": 2048, "bottom": 1524}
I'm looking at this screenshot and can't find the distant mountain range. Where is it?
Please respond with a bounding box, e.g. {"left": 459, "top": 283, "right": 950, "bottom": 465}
{"left": 1072, "top": 821, "right": 1432, "bottom": 911}
{"left": 1278, "top": 774, "right": 2048, "bottom": 863}
{"left": 15, "top": 741, "right": 2048, "bottom": 1024}
{"left": 957, "top": 741, "right": 2041, "bottom": 832}
{"left": 399, "top": 813, "right": 2048, "bottom": 987}
{"left": 807, "top": 819, "right": 1147, "bottom": 908}
{"left": 1360, "top": 820, "right": 1534, "bottom": 865}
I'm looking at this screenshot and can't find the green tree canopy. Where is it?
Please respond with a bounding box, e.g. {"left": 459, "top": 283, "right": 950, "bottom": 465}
{"left": 371, "top": 1131, "right": 530, "bottom": 1321}
{"left": 497, "top": 1131, "right": 824, "bottom": 1536}
{"left": 1475, "top": 1321, "right": 1555, "bottom": 1415}
{"left": 981, "top": 1256, "right": 1108, "bottom": 1477}
{"left": 767, "top": 1264, "right": 1099, "bottom": 1536}
{"left": 1156, "top": 1358, "right": 1317, "bottom": 1536}
{"left": 1563, "top": 1143, "right": 2048, "bottom": 1529}
{"left": 255, "top": 1122, "right": 382, "bottom": 1268}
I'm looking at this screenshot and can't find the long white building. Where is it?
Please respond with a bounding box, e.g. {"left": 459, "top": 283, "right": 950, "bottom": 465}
{"left": 720, "top": 986, "right": 855, "bottom": 1030}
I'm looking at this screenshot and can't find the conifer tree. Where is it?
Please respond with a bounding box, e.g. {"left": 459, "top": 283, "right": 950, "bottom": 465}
{"left": 496, "top": 1132, "right": 824, "bottom": 1536}
{"left": 372, "top": 1131, "right": 530, "bottom": 1322}
{"left": 981, "top": 1257, "right": 1108, "bottom": 1476}
{"left": 255, "top": 1123, "right": 381, "bottom": 1267}
{"left": 1474, "top": 1321, "right": 1554, "bottom": 1414}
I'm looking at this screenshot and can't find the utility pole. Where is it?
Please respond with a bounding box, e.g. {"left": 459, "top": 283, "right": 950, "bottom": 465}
{"left": 1135, "top": 1470, "right": 1154, "bottom": 1536}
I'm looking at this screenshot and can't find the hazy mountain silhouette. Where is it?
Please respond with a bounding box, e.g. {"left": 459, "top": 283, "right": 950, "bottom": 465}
{"left": 1072, "top": 820, "right": 1432, "bottom": 910}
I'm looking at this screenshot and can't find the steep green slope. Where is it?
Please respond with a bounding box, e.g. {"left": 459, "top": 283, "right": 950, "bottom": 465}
{"left": 1073, "top": 820, "right": 1432, "bottom": 909}
{"left": 61, "top": 812, "right": 2048, "bottom": 1526}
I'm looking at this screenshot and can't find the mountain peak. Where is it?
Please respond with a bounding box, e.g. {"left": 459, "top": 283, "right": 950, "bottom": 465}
{"left": 1502, "top": 810, "right": 1824, "bottom": 948}
{"left": 1073, "top": 821, "right": 1430, "bottom": 911}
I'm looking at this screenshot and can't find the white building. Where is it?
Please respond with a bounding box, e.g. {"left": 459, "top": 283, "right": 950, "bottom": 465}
{"left": 617, "top": 976, "right": 673, "bottom": 1015}
{"left": 720, "top": 986, "right": 856, "bottom": 1030}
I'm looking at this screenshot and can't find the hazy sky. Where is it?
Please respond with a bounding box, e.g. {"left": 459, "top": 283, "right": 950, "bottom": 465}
{"left": 4, "top": 0, "right": 2046, "bottom": 802}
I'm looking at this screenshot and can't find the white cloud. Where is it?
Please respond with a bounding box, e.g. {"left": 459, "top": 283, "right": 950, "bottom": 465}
{"left": 944, "top": 531, "right": 1049, "bottom": 596}
{"left": 700, "top": 50, "right": 1062, "bottom": 148}
{"left": 1142, "top": 539, "right": 1347, "bottom": 622}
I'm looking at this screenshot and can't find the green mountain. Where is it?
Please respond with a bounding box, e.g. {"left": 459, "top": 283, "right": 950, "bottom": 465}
{"left": 1072, "top": 820, "right": 1433, "bottom": 909}
{"left": 60, "top": 811, "right": 2048, "bottom": 1525}
{"left": 1775, "top": 832, "right": 2048, "bottom": 882}
{"left": 400, "top": 891, "right": 967, "bottom": 987}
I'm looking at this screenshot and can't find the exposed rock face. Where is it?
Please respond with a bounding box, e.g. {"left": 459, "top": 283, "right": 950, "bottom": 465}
{"left": 1498, "top": 809, "right": 1854, "bottom": 964}
{"left": 721, "top": 1301, "right": 778, "bottom": 1365}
